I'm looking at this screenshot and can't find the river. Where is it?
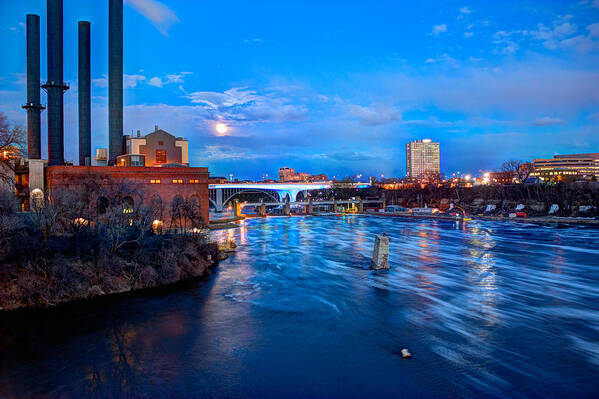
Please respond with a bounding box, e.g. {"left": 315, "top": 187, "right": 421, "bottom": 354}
{"left": 1, "top": 215, "right": 598, "bottom": 398}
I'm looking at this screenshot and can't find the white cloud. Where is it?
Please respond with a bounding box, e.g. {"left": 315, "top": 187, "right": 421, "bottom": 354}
{"left": 125, "top": 0, "right": 179, "bottom": 36}
{"left": 148, "top": 77, "right": 163, "bottom": 87}
{"left": 94, "top": 74, "right": 146, "bottom": 88}
{"left": 493, "top": 31, "right": 520, "bottom": 54}
{"left": 93, "top": 76, "right": 108, "bottom": 87}
{"left": 423, "top": 53, "right": 459, "bottom": 67}
{"left": 379, "top": 61, "right": 599, "bottom": 116}
{"left": 165, "top": 74, "right": 184, "bottom": 84}
{"left": 243, "top": 38, "right": 262, "bottom": 43}
{"left": 459, "top": 6, "right": 472, "bottom": 14}
{"left": 185, "top": 87, "right": 308, "bottom": 124}
{"left": 124, "top": 74, "right": 146, "bottom": 88}
{"left": 534, "top": 116, "right": 565, "bottom": 126}
{"left": 524, "top": 16, "right": 599, "bottom": 53}
{"left": 347, "top": 103, "right": 401, "bottom": 126}
{"left": 464, "top": 31, "right": 474, "bottom": 38}
{"left": 430, "top": 24, "right": 447, "bottom": 36}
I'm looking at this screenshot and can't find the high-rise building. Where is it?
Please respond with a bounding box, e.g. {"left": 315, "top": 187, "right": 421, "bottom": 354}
{"left": 405, "top": 139, "right": 440, "bottom": 180}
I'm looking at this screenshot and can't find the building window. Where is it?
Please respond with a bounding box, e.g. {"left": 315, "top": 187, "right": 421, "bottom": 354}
{"left": 156, "top": 150, "right": 166, "bottom": 164}
{"left": 150, "top": 179, "right": 161, "bottom": 184}
{"left": 172, "top": 179, "right": 183, "bottom": 184}
{"left": 190, "top": 179, "right": 199, "bottom": 183}
{"left": 158, "top": 141, "right": 164, "bottom": 146}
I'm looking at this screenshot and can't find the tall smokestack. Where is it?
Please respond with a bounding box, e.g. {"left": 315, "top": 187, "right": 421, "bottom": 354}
{"left": 78, "top": 21, "right": 91, "bottom": 166}
{"left": 42, "top": 0, "right": 69, "bottom": 166}
{"left": 22, "top": 14, "right": 44, "bottom": 160}
{"left": 109, "top": 0, "right": 123, "bottom": 164}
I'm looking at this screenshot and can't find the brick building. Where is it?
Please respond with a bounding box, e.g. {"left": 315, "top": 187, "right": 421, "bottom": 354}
{"left": 45, "top": 166, "right": 210, "bottom": 224}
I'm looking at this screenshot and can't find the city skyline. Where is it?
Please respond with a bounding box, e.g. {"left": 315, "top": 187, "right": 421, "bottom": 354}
{"left": 1, "top": 0, "right": 599, "bottom": 179}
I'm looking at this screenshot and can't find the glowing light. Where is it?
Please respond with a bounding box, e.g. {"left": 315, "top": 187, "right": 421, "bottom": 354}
{"left": 215, "top": 123, "right": 228, "bottom": 135}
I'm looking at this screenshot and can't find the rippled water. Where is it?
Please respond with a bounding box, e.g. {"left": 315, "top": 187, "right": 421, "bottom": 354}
{"left": 1, "top": 216, "right": 598, "bottom": 398}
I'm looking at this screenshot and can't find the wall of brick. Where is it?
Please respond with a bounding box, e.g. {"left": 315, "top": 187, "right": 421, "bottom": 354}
{"left": 45, "top": 165, "right": 210, "bottom": 224}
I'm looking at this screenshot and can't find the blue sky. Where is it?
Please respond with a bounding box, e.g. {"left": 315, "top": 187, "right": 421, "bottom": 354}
{"left": 1, "top": 0, "right": 598, "bottom": 179}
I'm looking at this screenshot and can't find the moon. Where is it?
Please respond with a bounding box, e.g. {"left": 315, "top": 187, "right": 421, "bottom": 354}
{"left": 215, "top": 123, "right": 228, "bottom": 135}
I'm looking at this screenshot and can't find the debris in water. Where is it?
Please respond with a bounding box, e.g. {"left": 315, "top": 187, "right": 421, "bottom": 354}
{"left": 401, "top": 349, "right": 412, "bottom": 358}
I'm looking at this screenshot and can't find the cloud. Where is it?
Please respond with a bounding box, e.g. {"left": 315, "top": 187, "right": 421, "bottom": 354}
{"left": 512, "top": 16, "right": 599, "bottom": 54}
{"left": 93, "top": 74, "right": 146, "bottom": 88}
{"left": 347, "top": 103, "right": 401, "bottom": 126}
{"left": 459, "top": 6, "right": 472, "bottom": 14}
{"left": 530, "top": 17, "right": 578, "bottom": 50}
{"left": 327, "top": 151, "right": 377, "bottom": 162}
{"left": 203, "top": 145, "right": 259, "bottom": 160}
{"left": 124, "top": 74, "right": 146, "bottom": 88}
{"left": 430, "top": 24, "right": 447, "bottom": 36}
{"left": 533, "top": 116, "right": 565, "bottom": 126}
{"left": 423, "top": 53, "right": 459, "bottom": 67}
{"left": 148, "top": 77, "right": 163, "bottom": 87}
{"left": 125, "top": 0, "right": 179, "bottom": 36}
{"left": 186, "top": 87, "right": 308, "bottom": 124}
{"left": 376, "top": 59, "right": 599, "bottom": 117}
{"left": 493, "top": 30, "right": 520, "bottom": 54}
{"left": 243, "top": 38, "right": 262, "bottom": 43}
{"left": 92, "top": 77, "right": 108, "bottom": 87}
{"left": 464, "top": 31, "right": 474, "bottom": 38}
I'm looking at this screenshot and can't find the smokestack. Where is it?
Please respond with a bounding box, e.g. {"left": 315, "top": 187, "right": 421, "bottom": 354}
{"left": 42, "top": 0, "right": 69, "bottom": 166}
{"left": 22, "top": 14, "right": 44, "bottom": 160}
{"left": 109, "top": 0, "right": 123, "bottom": 164}
{"left": 78, "top": 21, "right": 91, "bottom": 166}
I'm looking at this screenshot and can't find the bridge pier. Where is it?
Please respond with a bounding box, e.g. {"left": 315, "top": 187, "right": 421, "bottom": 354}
{"left": 233, "top": 199, "right": 240, "bottom": 217}
{"left": 307, "top": 198, "right": 313, "bottom": 215}
{"left": 215, "top": 188, "right": 223, "bottom": 212}
{"left": 259, "top": 201, "right": 266, "bottom": 217}
{"left": 357, "top": 196, "right": 364, "bottom": 213}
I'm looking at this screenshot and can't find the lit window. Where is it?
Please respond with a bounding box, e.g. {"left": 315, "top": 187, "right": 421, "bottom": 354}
{"left": 150, "top": 179, "right": 161, "bottom": 184}
{"left": 190, "top": 179, "right": 199, "bottom": 184}
{"left": 156, "top": 150, "right": 166, "bottom": 164}
{"left": 172, "top": 179, "right": 183, "bottom": 184}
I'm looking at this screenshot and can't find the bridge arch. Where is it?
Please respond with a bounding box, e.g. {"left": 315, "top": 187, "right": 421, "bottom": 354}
{"left": 223, "top": 189, "right": 281, "bottom": 206}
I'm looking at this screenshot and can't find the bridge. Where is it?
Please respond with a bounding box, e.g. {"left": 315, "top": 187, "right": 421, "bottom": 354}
{"left": 208, "top": 182, "right": 370, "bottom": 212}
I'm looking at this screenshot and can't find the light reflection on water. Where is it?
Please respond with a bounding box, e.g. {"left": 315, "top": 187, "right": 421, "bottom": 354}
{"left": 1, "top": 215, "right": 598, "bottom": 398}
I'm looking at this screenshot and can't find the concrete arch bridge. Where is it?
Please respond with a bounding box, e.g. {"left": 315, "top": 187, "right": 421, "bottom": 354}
{"left": 209, "top": 183, "right": 333, "bottom": 212}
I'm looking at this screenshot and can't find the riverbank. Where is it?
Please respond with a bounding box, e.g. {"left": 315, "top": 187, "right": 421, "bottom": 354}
{"left": 0, "top": 235, "right": 223, "bottom": 312}
{"left": 476, "top": 215, "right": 599, "bottom": 225}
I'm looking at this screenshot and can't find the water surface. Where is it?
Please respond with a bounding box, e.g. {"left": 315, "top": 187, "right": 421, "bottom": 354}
{"left": 1, "top": 216, "right": 598, "bottom": 398}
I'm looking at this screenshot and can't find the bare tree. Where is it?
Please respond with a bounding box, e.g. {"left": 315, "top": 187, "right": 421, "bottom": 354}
{"left": 500, "top": 160, "right": 531, "bottom": 184}
{"left": 0, "top": 112, "right": 26, "bottom": 185}
{"left": 96, "top": 184, "right": 154, "bottom": 254}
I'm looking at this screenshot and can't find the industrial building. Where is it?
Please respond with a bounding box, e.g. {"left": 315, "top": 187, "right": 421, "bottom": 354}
{"left": 121, "top": 126, "right": 189, "bottom": 167}
{"left": 405, "top": 139, "right": 441, "bottom": 180}
{"left": 18, "top": 0, "right": 210, "bottom": 224}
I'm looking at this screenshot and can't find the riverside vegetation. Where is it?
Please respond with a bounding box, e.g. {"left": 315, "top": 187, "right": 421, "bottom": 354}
{"left": 0, "top": 184, "right": 221, "bottom": 312}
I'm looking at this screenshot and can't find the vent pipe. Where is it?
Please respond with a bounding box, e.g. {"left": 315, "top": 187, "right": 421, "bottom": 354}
{"left": 42, "top": 0, "right": 69, "bottom": 166}
{"left": 22, "top": 14, "right": 44, "bottom": 160}
{"left": 78, "top": 21, "right": 91, "bottom": 166}
{"left": 108, "top": 0, "right": 123, "bottom": 165}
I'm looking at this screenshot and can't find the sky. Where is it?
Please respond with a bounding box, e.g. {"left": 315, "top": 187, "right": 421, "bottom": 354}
{"left": 1, "top": 0, "right": 599, "bottom": 180}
